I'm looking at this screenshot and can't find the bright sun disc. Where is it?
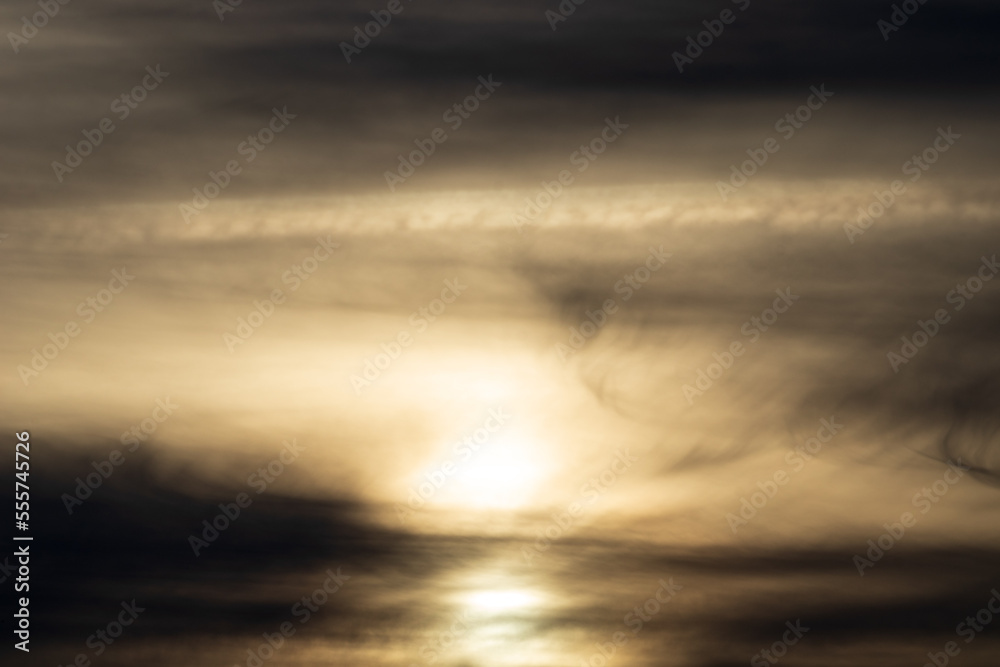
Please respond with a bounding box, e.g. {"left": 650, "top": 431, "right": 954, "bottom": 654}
{"left": 421, "top": 430, "right": 550, "bottom": 510}
{"left": 463, "top": 590, "right": 541, "bottom": 613}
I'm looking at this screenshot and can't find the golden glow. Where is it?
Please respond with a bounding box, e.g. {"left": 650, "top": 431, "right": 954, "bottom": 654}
{"left": 429, "top": 431, "right": 550, "bottom": 510}
{"left": 462, "top": 589, "right": 542, "bottom": 614}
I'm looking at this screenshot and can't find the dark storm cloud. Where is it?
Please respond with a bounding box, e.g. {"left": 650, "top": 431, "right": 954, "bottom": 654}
{"left": 11, "top": 443, "right": 395, "bottom": 633}
{"left": 3, "top": 0, "right": 998, "bottom": 208}
{"left": 13, "top": 0, "right": 994, "bottom": 89}
{"left": 541, "top": 541, "right": 1000, "bottom": 665}
{"left": 0, "top": 438, "right": 512, "bottom": 664}
{"left": 4, "top": 438, "right": 999, "bottom": 667}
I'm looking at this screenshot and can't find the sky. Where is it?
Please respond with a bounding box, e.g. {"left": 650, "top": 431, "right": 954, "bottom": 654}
{"left": 2, "top": 1, "right": 1000, "bottom": 666}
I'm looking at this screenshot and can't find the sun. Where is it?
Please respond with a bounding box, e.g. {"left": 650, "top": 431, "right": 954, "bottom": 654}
{"left": 463, "top": 589, "right": 542, "bottom": 614}
{"left": 428, "top": 431, "right": 549, "bottom": 510}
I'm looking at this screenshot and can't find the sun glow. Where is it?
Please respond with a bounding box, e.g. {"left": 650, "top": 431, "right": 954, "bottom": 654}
{"left": 425, "top": 430, "right": 550, "bottom": 510}
{"left": 462, "top": 589, "right": 543, "bottom": 614}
